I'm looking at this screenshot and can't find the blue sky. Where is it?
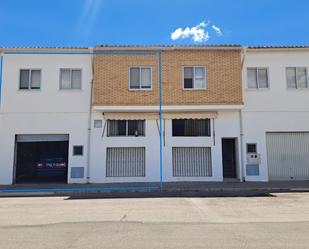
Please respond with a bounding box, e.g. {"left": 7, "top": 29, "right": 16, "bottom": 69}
{"left": 0, "top": 0, "right": 308, "bottom": 47}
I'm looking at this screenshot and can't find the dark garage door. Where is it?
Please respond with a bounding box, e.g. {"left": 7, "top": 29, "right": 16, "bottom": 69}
{"left": 15, "top": 135, "right": 69, "bottom": 183}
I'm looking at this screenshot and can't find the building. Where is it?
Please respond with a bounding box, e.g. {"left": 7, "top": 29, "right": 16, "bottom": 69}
{"left": 242, "top": 46, "right": 309, "bottom": 181}
{"left": 0, "top": 47, "right": 92, "bottom": 184}
{"left": 90, "top": 45, "right": 243, "bottom": 183}
{"left": 0, "top": 45, "right": 308, "bottom": 185}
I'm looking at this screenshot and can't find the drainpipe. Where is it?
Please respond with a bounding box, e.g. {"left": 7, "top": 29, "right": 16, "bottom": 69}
{"left": 239, "top": 47, "right": 247, "bottom": 182}
{"left": 0, "top": 54, "right": 3, "bottom": 108}
{"left": 86, "top": 47, "right": 94, "bottom": 183}
{"left": 158, "top": 50, "right": 163, "bottom": 190}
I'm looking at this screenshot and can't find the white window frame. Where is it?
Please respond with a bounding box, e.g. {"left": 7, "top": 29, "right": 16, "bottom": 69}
{"left": 246, "top": 67, "right": 270, "bottom": 89}
{"left": 129, "top": 67, "right": 152, "bottom": 91}
{"left": 59, "top": 68, "right": 82, "bottom": 90}
{"left": 286, "top": 67, "right": 309, "bottom": 89}
{"left": 19, "top": 69, "right": 42, "bottom": 90}
{"left": 182, "top": 66, "right": 207, "bottom": 90}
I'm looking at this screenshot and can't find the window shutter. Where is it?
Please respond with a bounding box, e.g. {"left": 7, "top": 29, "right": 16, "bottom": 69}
{"left": 71, "top": 70, "right": 82, "bottom": 89}
{"left": 141, "top": 68, "right": 151, "bottom": 88}
{"left": 60, "top": 69, "right": 71, "bottom": 89}
{"left": 30, "top": 70, "right": 41, "bottom": 89}
{"left": 247, "top": 68, "right": 258, "bottom": 88}
{"left": 20, "top": 70, "right": 30, "bottom": 89}
{"left": 257, "top": 68, "right": 268, "bottom": 88}
{"left": 130, "top": 68, "right": 140, "bottom": 89}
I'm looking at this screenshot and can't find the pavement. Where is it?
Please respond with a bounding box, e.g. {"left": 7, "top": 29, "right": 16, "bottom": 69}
{"left": 1, "top": 180, "right": 309, "bottom": 197}
{"left": 0, "top": 192, "right": 309, "bottom": 248}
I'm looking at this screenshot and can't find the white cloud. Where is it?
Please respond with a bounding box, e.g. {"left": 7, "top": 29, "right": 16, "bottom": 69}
{"left": 212, "top": 25, "right": 222, "bottom": 36}
{"left": 171, "top": 21, "right": 210, "bottom": 42}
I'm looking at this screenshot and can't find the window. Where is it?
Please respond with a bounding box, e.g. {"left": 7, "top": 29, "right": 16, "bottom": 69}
{"left": 129, "top": 67, "right": 151, "bottom": 89}
{"left": 172, "top": 119, "right": 210, "bottom": 137}
{"left": 286, "top": 67, "right": 308, "bottom": 89}
{"left": 183, "top": 67, "right": 206, "bottom": 89}
{"left": 247, "top": 68, "right": 269, "bottom": 89}
{"left": 60, "top": 69, "right": 82, "bottom": 89}
{"left": 73, "top": 146, "right": 84, "bottom": 156}
{"left": 19, "top": 69, "right": 41, "bottom": 90}
{"left": 107, "top": 120, "right": 145, "bottom": 137}
{"left": 247, "top": 144, "right": 257, "bottom": 153}
{"left": 94, "top": 120, "right": 103, "bottom": 128}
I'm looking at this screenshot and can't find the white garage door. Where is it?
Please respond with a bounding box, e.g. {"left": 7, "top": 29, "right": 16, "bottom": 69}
{"left": 266, "top": 132, "right": 309, "bottom": 180}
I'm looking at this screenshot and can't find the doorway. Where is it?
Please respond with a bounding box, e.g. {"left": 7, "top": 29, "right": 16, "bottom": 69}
{"left": 222, "top": 138, "right": 237, "bottom": 178}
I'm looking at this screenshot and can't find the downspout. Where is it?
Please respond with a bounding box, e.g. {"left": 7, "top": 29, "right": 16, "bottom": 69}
{"left": 239, "top": 46, "right": 247, "bottom": 182}
{"left": 86, "top": 47, "right": 94, "bottom": 183}
{"left": 0, "top": 54, "right": 3, "bottom": 108}
{"left": 158, "top": 50, "right": 163, "bottom": 190}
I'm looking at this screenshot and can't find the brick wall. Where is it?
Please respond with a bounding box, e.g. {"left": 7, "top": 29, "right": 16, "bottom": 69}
{"left": 93, "top": 49, "right": 242, "bottom": 106}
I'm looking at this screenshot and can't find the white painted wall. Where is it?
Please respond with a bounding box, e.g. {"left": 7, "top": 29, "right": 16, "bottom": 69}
{"left": 0, "top": 53, "right": 92, "bottom": 184}
{"left": 243, "top": 50, "right": 309, "bottom": 181}
{"left": 89, "top": 110, "right": 241, "bottom": 183}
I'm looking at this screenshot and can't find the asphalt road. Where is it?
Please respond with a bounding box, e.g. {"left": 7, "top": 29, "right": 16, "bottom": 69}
{"left": 1, "top": 193, "right": 309, "bottom": 248}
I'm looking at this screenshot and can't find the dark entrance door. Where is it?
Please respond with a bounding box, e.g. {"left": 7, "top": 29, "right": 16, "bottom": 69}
{"left": 222, "top": 138, "right": 237, "bottom": 178}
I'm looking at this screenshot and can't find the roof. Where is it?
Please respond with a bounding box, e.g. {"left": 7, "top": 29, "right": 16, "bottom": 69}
{"left": 249, "top": 45, "right": 309, "bottom": 49}
{"left": 95, "top": 44, "right": 242, "bottom": 51}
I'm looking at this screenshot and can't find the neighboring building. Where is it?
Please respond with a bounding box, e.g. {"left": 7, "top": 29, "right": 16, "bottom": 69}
{"left": 0, "top": 47, "right": 92, "bottom": 184}
{"left": 0, "top": 45, "right": 308, "bottom": 185}
{"left": 242, "top": 46, "right": 309, "bottom": 181}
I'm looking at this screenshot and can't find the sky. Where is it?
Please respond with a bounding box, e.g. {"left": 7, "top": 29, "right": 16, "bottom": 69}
{"left": 0, "top": 0, "right": 309, "bottom": 47}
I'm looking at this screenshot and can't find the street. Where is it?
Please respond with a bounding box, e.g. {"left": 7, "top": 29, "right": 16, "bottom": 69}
{"left": 0, "top": 192, "right": 309, "bottom": 248}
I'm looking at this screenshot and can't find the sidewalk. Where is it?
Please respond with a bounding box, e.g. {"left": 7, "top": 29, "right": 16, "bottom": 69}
{"left": 0, "top": 181, "right": 309, "bottom": 197}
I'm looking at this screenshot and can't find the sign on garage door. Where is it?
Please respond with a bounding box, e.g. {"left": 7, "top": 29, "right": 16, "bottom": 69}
{"left": 266, "top": 132, "right": 309, "bottom": 180}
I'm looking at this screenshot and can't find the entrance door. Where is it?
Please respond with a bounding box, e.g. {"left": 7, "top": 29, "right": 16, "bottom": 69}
{"left": 222, "top": 138, "right": 237, "bottom": 178}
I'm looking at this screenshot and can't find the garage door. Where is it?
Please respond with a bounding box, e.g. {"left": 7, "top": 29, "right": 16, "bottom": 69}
{"left": 15, "top": 134, "right": 69, "bottom": 183}
{"left": 266, "top": 132, "right": 309, "bottom": 180}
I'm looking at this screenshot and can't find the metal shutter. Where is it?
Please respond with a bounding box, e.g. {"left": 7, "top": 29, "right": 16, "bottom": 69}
{"left": 16, "top": 134, "right": 69, "bottom": 142}
{"left": 266, "top": 132, "right": 309, "bottom": 180}
{"left": 172, "top": 147, "right": 212, "bottom": 177}
{"left": 106, "top": 147, "right": 145, "bottom": 177}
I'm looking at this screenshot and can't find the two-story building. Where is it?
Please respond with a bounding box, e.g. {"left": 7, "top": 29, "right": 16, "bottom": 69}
{"left": 0, "top": 47, "right": 92, "bottom": 184}
{"left": 242, "top": 46, "right": 309, "bottom": 181}
{"left": 90, "top": 45, "right": 243, "bottom": 183}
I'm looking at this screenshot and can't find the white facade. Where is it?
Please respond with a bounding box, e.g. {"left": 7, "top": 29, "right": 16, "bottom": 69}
{"left": 0, "top": 52, "right": 92, "bottom": 184}
{"left": 242, "top": 48, "right": 309, "bottom": 181}
{"left": 89, "top": 108, "right": 241, "bottom": 183}
{"left": 1, "top": 47, "right": 309, "bottom": 185}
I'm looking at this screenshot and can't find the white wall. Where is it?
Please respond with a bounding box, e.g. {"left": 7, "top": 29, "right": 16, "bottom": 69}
{"left": 243, "top": 50, "right": 309, "bottom": 181}
{"left": 0, "top": 53, "right": 92, "bottom": 184}
{"left": 89, "top": 110, "right": 241, "bottom": 183}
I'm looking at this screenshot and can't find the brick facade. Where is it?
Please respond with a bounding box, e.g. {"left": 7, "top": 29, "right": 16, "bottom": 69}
{"left": 93, "top": 48, "right": 243, "bottom": 106}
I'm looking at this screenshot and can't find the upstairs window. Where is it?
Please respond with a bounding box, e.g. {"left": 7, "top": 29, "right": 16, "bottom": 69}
{"left": 172, "top": 119, "right": 210, "bottom": 137}
{"left": 183, "top": 67, "right": 206, "bottom": 89}
{"left": 129, "top": 67, "right": 152, "bottom": 90}
{"left": 60, "top": 69, "right": 82, "bottom": 89}
{"left": 107, "top": 120, "right": 145, "bottom": 137}
{"left": 286, "top": 67, "right": 308, "bottom": 89}
{"left": 19, "top": 69, "right": 41, "bottom": 90}
{"left": 247, "top": 68, "right": 269, "bottom": 89}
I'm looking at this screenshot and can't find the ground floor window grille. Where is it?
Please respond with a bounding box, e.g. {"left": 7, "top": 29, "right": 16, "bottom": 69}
{"left": 172, "top": 147, "right": 212, "bottom": 177}
{"left": 106, "top": 147, "right": 146, "bottom": 177}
